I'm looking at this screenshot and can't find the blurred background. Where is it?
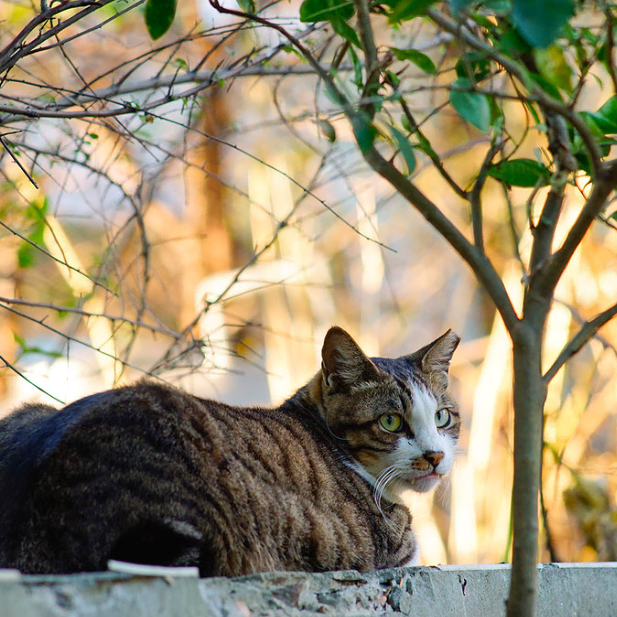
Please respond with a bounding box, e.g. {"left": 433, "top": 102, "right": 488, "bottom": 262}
{"left": 1, "top": 0, "right": 616, "bottom": 567}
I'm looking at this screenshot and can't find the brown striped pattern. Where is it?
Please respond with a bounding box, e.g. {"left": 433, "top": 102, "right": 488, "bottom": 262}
{"left": 0, "top": 327, "right": 459, "bottom": 576}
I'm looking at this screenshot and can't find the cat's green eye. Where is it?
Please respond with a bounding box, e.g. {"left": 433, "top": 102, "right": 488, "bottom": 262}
{"left": 379, "top": 413, "right": 403, "bottom": 433}
{"left": 435, "top": 409, "right": 451, "bottom": 429}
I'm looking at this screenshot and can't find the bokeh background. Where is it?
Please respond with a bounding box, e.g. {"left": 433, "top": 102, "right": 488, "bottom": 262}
{"left": 1, "top": 0, "right": 616, "bottom": 567}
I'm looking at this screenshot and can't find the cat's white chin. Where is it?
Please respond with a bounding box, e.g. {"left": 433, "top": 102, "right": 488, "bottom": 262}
{"left": 408, "top": 472, "right": 441, "bottom": 493}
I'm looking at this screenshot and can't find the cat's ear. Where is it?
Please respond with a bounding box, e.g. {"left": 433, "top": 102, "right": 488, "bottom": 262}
{"left": 321, "top": 327, "right": 379, "bottom": 392}
{"left": 405, "top": 330, "right": 460, "bottom": 387}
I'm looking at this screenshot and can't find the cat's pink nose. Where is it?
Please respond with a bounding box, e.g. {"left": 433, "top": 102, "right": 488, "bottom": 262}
{"left": 423, "top": 451, "right": 444, "bottom": 467}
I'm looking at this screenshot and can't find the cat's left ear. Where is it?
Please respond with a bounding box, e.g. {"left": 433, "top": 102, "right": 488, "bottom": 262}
{"left": 406, "top": 330, "right": 460, "bottom": 387}
{"left": 321, "top": 326, "right": 379, "bottom": 393}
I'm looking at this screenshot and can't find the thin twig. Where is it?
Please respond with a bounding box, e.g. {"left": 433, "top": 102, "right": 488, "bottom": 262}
{"left": 469, "top": 138, "right": 503, "bottom": 254}
{"left": 0, "top": 354, "right": 65, "bottom": 404}
{"left": 544, "top": 301, "right": 617, "bottom": 383}
{"left": 0, "top": 297, "right": 178, "bottom": 338}
{"left": 0, "top": 136, "right": 38, "bottom": 188}
{"left": 0, "top": 219, "right": 116, "bottom": 295}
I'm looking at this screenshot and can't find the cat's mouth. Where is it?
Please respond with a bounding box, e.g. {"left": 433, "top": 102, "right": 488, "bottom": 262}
{"left": 408, "top": 471, "right": 442, "bottom": 493}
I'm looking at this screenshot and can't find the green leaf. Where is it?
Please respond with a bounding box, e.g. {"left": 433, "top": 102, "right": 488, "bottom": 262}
{"left": 13, "top": 334, "right": 61, "bottom": 359}
{"left": 18, "top": 201, "right": 47, "bottom": 269}
{"left": 511, "top": 0, "right": 574, "bottom": 48}
{"left": 390, "top": 48, "right": 437, "bottom": 74}
{"left": 389, "top": 126, "right": 417, "bottom": 175}
{"left": 330, "top": 14, "right": 361, "bottom": 48}
{"left": 352, "top": 115, "right": 378, "bottom": 154}
{"left": 596, "top": 96, "right": 617, "bottom": 133}
{"left": 17, "top": 242, "right": 35, "bottom": 268}
{"left": 415, "top": 132, "right": 439, "bottom": 161}
{"left": 449, "top": 78, "right": 491, "bottom": 133}
{"left": 489, "top": 97, "right": 504, "bottom": 132}
{"left": 145, "top": 0, "right": 176, "bottom": 40}
{"left": 17, "top": 224, "right": 45, "bottom": 269}
{"left": 487, "top": 158, "right": 551, "bottom": 187}
{"left": 299, "top": 0, "right": 353, "bottom": 23}
{"left": 384, "top": 70, "right": 400, "bottom": 88}
{"left": 455, "top": 51, "right": 490, "bottom": 83}
{"left": 448, "top": 0, "right": 476, "bottom": 13}
{"left": 579, "top": 112, "right": 617, "bottom": 138}
{"left": 527, "top": 71, "right": 563, "bottom": 101}
{"left": 236, "top": 0, "right": 256, "bottom": 12}
{"left": 498, "top": 28, "right": 532, "bottom": 55}
{"left": 318, "top": 120, "right": 337, "bottom": 142}
{"left": 533, "top": 45, "right": 572, "bottom": 94}
{"left": 388, "top": 0, "right": 438, "bottom": 23}
{"left": 348, "top": 45, "right": 363, "bottom": 89}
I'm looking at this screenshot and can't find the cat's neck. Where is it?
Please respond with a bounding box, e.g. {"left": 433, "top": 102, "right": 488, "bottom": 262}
{"left": 278, "top": 372, "right": 326, "bottom": 421}
{"left": 280, "top": 375, "right": 393, "bottom": 498}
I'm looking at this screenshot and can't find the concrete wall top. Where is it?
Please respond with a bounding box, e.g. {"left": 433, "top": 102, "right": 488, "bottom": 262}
{"left": 1, "top": 563, "right": 616, "bottom": 617}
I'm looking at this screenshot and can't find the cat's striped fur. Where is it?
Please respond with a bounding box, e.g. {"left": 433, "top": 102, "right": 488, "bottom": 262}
{"left": 0, "top": 326, "right": 460, "bottom": 575}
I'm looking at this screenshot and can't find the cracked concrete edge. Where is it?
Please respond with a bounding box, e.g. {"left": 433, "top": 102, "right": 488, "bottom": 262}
{"left": 0, "top": 564, "right": 616, "bottom": 617}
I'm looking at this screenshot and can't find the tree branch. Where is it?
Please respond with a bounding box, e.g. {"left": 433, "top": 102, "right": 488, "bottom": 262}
{"left": 426, "top": 6, "right": 604, "bottom": 180}
{"left": 0, "top": 353, "right": 65, "bottom": 404}
{"left": 539, "top": 160, "right": 617, "bottom": 294}
{"left": 469, "top": 138, "right": 503, "bottom": 254}
{"left": 0, "top": 0, "right": 128, "bottom": 77}
{"left": 0, "top": 298, "right": 177, "bottom": 338}
{"left": 544, "top": 301, "right": 617, "bottom": 384}
{"left": 528, "top": 171, "right": 567, "bottom": 279}
{"left": 353, "top": 0, "right": 380, "bottom": 118}
{"left": 361, "top": 143, "right": 519, "bottom": 331}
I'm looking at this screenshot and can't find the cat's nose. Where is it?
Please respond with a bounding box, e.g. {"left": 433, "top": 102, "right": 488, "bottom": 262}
{"left": 423, "top": 451, "right": 444, "bottom": 468}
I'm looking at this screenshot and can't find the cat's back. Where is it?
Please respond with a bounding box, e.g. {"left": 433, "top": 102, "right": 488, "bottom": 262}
{"left": 0, "top": 381, "right": 372, "bottom": 575}
{"left": 0, "top": 380, "right": 336, "bottom": 503}
{"left": 0, "top": 382, "right": 222, "bottom": 572}
{"left": 0, "top": 392, "right": 112, "bottom": 536}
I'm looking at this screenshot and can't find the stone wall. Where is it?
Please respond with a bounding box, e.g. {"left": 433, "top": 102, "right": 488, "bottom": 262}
{"left": 1, "top": 563, "right": 616, "bottom": 617}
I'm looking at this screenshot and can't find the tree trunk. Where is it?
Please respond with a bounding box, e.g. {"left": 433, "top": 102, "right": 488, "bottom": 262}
{"left": 507, "top": 321, "right": 547, "bottom": 617}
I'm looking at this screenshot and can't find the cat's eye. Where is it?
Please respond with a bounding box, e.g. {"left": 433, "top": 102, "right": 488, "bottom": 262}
{"left": 435, "top": 409, "right": 451, "bottom": 429}
{"left": 379, "top": 413, "right": 403, "bottom": 433}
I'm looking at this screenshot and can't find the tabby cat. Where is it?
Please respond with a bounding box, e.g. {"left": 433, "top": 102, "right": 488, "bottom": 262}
{"left": 0, "top": 326, "right": 460, "bottom": 576}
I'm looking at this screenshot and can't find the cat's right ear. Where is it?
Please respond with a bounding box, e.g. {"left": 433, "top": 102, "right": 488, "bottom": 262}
{"left": 405, "top": 329, "right": 460, "bottom": 389}
{"left": 321, "top": 327, "right": 378, "bottom": 393}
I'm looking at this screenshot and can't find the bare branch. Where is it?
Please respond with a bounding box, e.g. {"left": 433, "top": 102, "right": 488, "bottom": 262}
{"left": 0, "top": 0, "right": 128, "bottom": 77}
{"left": 0, "top": 219, "right": 116, "bottom": 295}
{"left": 528, "top": 171, "right": 568, "bottom": 279}
{"left": 360, "top": 143, "right": 520, "bottom": 331}
{"left": 0, "top": 302, "right": 148, "bottom": 375}
{"left": 540, "top": 160, "right": 617, "bottom": 294}
{"left": 0, "top": 297, "right": 177, "bottom": 338}
{"left": 544, "top": 302, "right": 617, "bottom": 384}
{"left": 0, "top": 354, "right": 65, "bottom": 404}
{"left": 0, "top": 136, "right": 38, "bottom": 188}
{"left": 469, "top": 138, "right": 503, "bottom": 254}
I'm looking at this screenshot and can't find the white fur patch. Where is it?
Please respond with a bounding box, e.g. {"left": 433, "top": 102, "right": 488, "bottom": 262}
{"left": 395, "top": 382, "right": 455, "bottom": 492}
{"left": 344, "top": 456, "right": 377, "bottom": 487}
{"left": 344, "top": 381, "right": 456, "bottom": 503}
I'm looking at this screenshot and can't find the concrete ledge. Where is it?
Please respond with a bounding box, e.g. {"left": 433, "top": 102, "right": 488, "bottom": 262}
{"left": 1, "top": 563, "right": 616, "bottom": 617}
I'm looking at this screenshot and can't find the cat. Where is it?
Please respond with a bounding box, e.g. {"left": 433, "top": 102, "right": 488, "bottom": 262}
{"left": 0, "top": 326, "right": 460, "bottom": 576}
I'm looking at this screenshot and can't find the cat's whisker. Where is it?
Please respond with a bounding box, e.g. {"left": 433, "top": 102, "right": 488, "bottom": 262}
{"left": 374, "top": 465, "right": 398, "bottom": 508}
{"left": 433, "top": 474, "right": 452, "bottom": 503}
{"left": 374, "top": 471, "right": 399, "bottom": 528}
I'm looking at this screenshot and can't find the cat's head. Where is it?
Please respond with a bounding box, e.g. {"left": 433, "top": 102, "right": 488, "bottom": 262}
{"left": 317, "top": 326, "right": 460, "bottom": 500}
